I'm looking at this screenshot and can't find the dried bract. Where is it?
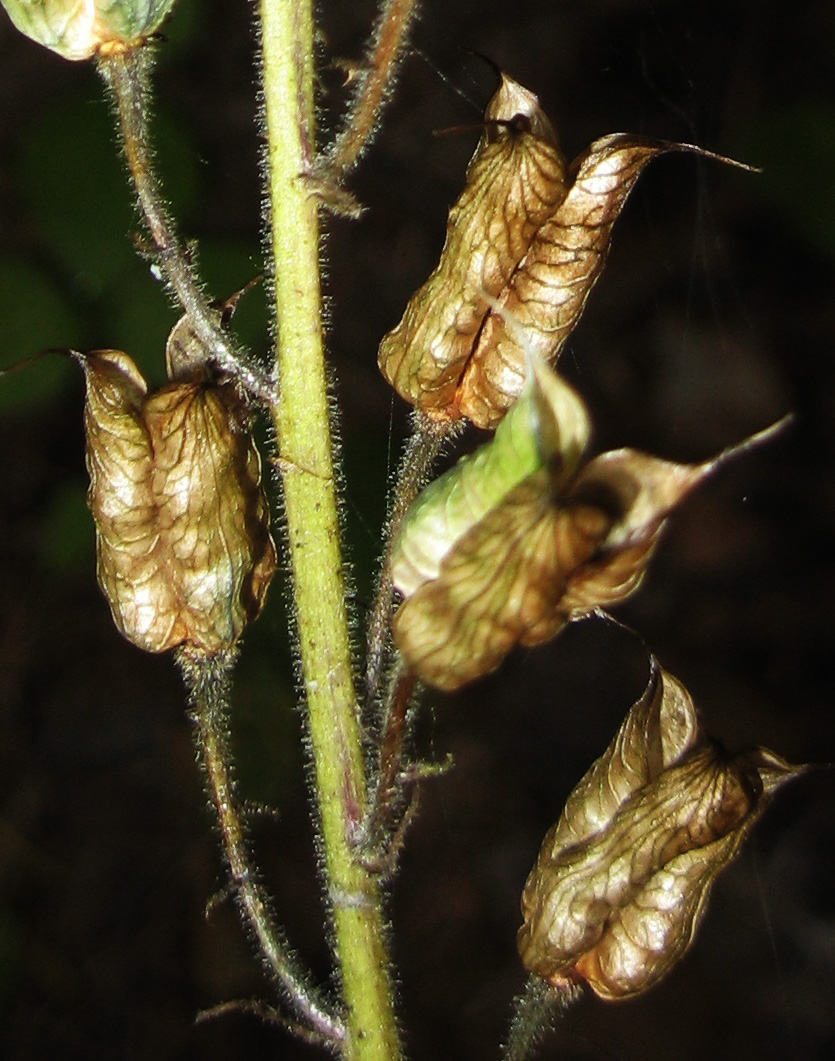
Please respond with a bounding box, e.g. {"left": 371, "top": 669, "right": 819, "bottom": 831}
{"left": 164, "top": 282, "right": 255, "bottom": 381}
{"left": 517, "top": 665, "right": 803, "bottom": 999}
{"left": 1, "top": 0, "right": 178, "bottom": 61}
{"left": 391, "top": 356, "right": 781, "bottom": 690}
{"left": 379, "top": 74, "right": 746, "bottom": 428}
{"left": 80, "top": 347, "right": 276, "bottom": 655}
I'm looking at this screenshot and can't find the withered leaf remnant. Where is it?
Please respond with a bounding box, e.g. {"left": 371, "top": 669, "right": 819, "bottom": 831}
{"left": 79, "top": 335, "right": 276, "bottom": 656}
{"left": 378, "top": 72, "right": 749, "bottom": 429}
{"left": 390, "top": 356, "right": 784, "bottom": 690}
{"left": 517, "top": 663, "right": 803, "bottom": 1000}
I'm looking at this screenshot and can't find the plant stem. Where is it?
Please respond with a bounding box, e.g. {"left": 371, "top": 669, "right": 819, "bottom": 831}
{"left": 364, "top": 413, "right": 451, "bottom": 709}
{"left": 502, "top": 975, "right": 581, "bottom": 1061}
{"left": 359, "top": 661, "right": 418, "bottom": 860}
{"left": 259, "top": 2, "right": 401, "bottom": 1058}
{"left": 97, "top": 46, "right": 272, "bottom": 401}
{"left": 177, "top": 648, "right": 344, "bottom": 1049}
{"left": 325, "top": 0, "right": 420, "bottom": 178}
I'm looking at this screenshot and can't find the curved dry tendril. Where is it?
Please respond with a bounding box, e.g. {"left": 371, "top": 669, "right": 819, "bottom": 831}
{"left": 196, "top": 998, "right": 339, "bottom": 1051}
{"left": 176, "top": 648, "right": 346, "bottom": 1049}
{"left": 97, "top": 45, "right": 274, "bottom": 403}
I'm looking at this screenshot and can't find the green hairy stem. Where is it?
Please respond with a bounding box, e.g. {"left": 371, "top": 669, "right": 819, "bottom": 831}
{"left": 259, "top": 1, "right": 402, "bottom": 1057}
{"left": 177, "top": 648, "right": 344, "bottom": 1047}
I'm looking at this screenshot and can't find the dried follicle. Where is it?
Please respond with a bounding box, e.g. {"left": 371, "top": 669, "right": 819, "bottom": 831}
{"left": 377, "top": 73, "right": 568, "bottom": 422}
{"left": 390, "top": 355, "right": 785, "bottom": 690}
{"left": 378, "top": 73, "right": 752, "bottom": 429}
{"left": 517, "top": 664, "right": 804, "bottom": 1000}
{"left": 457, "top": 135, "right": 719, "bottom": 428}
{"left": 80, "top": 340, "right": 276, "bottom": 656}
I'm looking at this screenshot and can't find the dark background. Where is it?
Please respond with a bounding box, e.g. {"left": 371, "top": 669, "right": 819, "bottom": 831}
{"left": 2, "top": 0, "right": 834, "bottom": 1057}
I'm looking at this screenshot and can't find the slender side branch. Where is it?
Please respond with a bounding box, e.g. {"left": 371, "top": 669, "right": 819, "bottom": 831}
{"left": 325, "top": 0, "right": 419, "bottom": 178}
{"left": 502, "top": 975, "right": 582, "bottom": 1061}
{"left": 196, "top": 997, "right": 338, "bottom": 1049}
{"left": 259, "top": 2, "right": 401, "bottom": 1058}
{"left": 358, "top": 660, "right": 418, "bottom": 861}
{"left": 359, "top": 413, "right": 458, "bottom": 864}
{"left": 364, "top": 411, "right": 452, "bottom": 709}
{"left": 97, "top": 45, "right": 273, "bottom": 401}
{"left": 177, "top": 648, "right": 345, "bottom": 1050}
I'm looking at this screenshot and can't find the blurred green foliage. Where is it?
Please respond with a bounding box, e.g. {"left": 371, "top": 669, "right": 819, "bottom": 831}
{"left": 733, "top": 103, "right": 835, "bottom": 257}
{"left": 36, "top": 479, "right": 95, "bottom": 576}
{"left": 0, "top": 259, "right": 79, "bottom": 411}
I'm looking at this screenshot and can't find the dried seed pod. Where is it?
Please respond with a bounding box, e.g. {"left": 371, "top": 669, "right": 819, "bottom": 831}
{"left": 517, "top": 664, "right": 804, "bottom": 1000}
{"left": 392, "top": 357, "right": 589, "bottom": 599}
{"left": 391, "top": 356, "right": 784, "bottom": 690}
{"left": 1, "top": 0, "right": 178, "bottom": 60}
{"left": 457, "top": 135, "right": 720, "bottom": 427}
{"left": 80, "top": 347, "right": 276, "bottom": 655}
{"left": 377, "top": 73, "right": 568, "bottom": 422}
{"left": 378, "top": 74, "right": 749, "bottom": 429}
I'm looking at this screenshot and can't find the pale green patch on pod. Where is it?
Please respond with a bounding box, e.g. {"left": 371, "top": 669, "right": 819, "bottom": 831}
{"left": 517, "top": 664, "right": 804, "bottom": 1000}
{"left": 391, "top": 357, "right": 590, "bottom": 597}
{"left": 2, "top": 0, "right": 178, "bottom": 60}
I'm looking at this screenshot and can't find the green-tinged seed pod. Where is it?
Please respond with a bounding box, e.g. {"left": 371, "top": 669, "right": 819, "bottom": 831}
{"left": 1, "top": 0, "right": 177, "bottom": 61}
{"left": 517, "top": 664, "right": 804, "bottom": 1000}
{"left": 390, "top": 354, "right": 786, "bottom": 691}
{"left": 79, "top": 347, "right": 276, "bottom": 655}
{"left": 391, "top": 357, "right": 589, "bottom": 599}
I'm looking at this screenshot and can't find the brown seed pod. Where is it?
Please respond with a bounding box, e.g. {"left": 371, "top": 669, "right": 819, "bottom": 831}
{"left": 456, "top": 135, "right": 721, "bottom": 427}
{"left": 378, "top": 75, "right": 750, "bottom": 429}
{"left": 80, "top": 347, "right": 276, "bottom": 655}
{"left": 517, "top": 664, "right": 804, "bottom": 1000}
{"left": 377, "top": 73, "right": 567, "bottom": 422}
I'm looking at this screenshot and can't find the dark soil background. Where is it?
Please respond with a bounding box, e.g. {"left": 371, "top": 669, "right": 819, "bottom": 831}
{"left": 2, "top": 1, "right": 834, "bottom": 1058}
